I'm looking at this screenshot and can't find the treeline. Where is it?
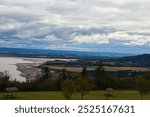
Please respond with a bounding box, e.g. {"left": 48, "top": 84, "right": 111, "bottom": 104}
{"left": 0, "top": 61, "right": 150, "bottom": 93}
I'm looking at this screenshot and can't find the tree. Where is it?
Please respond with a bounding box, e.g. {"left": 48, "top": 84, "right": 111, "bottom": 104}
{"left": 81, "top": 66, "right": 87, "bottom": 78}
{"left": 41, "top": 66, "right": 51, "bottom": 79}
{"left": 136, "top": 77, "right": 150, "bottom": 100}
{"left": 76, "top": 77, "right": 90, "bottom": 100}
{"left": 0, "top": 71, "right": 10, "bottom": 91}
{"left": 96, "top": 60, "right": 105, "bottom": 77}
{"left": 61, "top": 79, "right": 75, "bottom": 100}
{"left": 105, "top": 88, "right": 114, "bottom": 100}
{"left": 95, "top": 60, "right": 106, "bottom": 89}
{"left": 62, "top": 68, "right": 68, "bottom": 80}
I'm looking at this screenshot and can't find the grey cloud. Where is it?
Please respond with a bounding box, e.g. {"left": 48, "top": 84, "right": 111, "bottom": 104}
{"left": 0, "top": 0, "right": 150, "bottom": 53}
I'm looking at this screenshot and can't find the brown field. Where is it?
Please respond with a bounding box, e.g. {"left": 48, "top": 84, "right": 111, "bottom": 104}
{"left": 48, "top": 66, "right": 82, "bottom": 72}
{"left": 47, "top": 66, "right": 150, "bottom": 73}
{"left": 104, "top": 66, "right": 150, "bottom": 71}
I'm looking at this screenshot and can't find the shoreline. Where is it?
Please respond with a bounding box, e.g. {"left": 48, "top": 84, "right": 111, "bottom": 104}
{"left": 16, "top": 63, "right": 42, "bottom": 82}
{"left": 15, "top": 58, "right": 76, "bottom": 81}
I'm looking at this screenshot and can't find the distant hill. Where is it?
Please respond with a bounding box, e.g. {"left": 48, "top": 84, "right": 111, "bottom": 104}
{"left": 0, "top": 47, "right": 133, "bottom": 58}
{"left": 111, "top": 54, "right": 150, "bottom": 67}
{"left": 0, "top": 47, "right": 149, "bottom": 67}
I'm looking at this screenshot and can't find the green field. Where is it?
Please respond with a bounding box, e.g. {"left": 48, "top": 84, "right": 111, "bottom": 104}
{"left": 1, "top": 90, "right": 150, "bottom": 100}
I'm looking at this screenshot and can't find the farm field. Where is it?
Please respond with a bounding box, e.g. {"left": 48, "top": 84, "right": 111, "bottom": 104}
{"left": 1, "top": 90, "right": 150, "bottom": 100}
{"left": 47, "top": 66, "right": 150, "bottom": 72}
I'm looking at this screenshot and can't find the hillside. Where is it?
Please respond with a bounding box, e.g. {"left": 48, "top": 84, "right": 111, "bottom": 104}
{"left": 111, "top": 54, "right": 150, "bottom": 67}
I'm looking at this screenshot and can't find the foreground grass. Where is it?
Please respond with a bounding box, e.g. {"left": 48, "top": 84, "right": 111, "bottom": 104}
{"left": 0, "top": 90, "right": 150, "bottom": 100}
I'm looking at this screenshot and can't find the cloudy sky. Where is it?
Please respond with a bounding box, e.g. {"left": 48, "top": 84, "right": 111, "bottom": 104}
{"left": 0, "top": 0, "right": 150, "bottom": 54}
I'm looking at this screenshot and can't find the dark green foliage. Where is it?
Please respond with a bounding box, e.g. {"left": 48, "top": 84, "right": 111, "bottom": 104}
{"left": 0, "top": 71, "right": 10, "bottom": 91}
{"left": 41, "top": 66, "right": 51, "bottom": 79}
{"left": 95, "top": 60, "right": 107, "bottom": 89}
{"left": 81, "top": 66, "right": 87, "bottom": 78}
{"left": 14, "top": 78, "right": 63, "bottom": 91}
{"left": 62, "top": 68, "right": 68, "bottom": 80}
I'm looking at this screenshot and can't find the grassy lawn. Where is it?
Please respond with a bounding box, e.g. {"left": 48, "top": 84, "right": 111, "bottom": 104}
{"left": 0, "top": 90, "right": 150, "bottom": 100}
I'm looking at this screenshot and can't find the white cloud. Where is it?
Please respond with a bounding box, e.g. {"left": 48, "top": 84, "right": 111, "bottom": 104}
{"left": 109, "top": 32, "right": 150, "bottom": 46}
{"left": 73, "top": 34, "right": 109, "bottom": 44}
{"left": 72, "top": 32, "right": 150, "bottom": 46}
{"left": 45, "top": 35, "right": 57, "bottom": 41}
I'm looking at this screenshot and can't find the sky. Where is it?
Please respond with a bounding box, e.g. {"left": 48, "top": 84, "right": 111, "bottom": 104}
{"left": 0, "top": 0, "right": 150, "bottom": 54}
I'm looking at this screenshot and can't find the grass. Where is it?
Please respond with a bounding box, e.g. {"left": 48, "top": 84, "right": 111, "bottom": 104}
{"left": 1, "top": 90, "right": 150, "bottom": 100}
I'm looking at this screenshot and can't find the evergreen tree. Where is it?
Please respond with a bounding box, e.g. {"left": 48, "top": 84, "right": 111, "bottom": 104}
{"left": 81, "top": 66, "right": 87, "bottom": 78}
{"left": 95, "top": 60, "right": 106, "bottom": 89}
{"left": 41, "top": 66, "right": 51, "bottom": 79}
{"left": 62, "top": 68, "right": 68, "bottom": 80}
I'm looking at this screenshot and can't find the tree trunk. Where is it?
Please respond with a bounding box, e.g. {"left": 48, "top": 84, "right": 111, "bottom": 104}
{"left": 141, "top": 93, "right": 143, "bottom": 100}
{"left": 81, "top": 92, "right": 84, "bottom": 100}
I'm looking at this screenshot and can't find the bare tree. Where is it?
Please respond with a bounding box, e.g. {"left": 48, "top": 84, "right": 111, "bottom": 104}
{"left": 76, "top": 77, "right": 90, "bottom": 100}
{"left": 136, "top": 77, "right": 150, "bottom": 100}
{"left": 62, "top": 79, "right": 75, "bottom": 100}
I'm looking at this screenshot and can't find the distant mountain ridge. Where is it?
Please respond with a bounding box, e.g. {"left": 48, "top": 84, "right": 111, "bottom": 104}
{"left": 0, "top": 47, "right": 133, "bottom": 58}
{"left": 0, "top": 47, "right": 149, "bottom": 67}
{"left": 111, "top": 54, "right": 150, "bottom": 67}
